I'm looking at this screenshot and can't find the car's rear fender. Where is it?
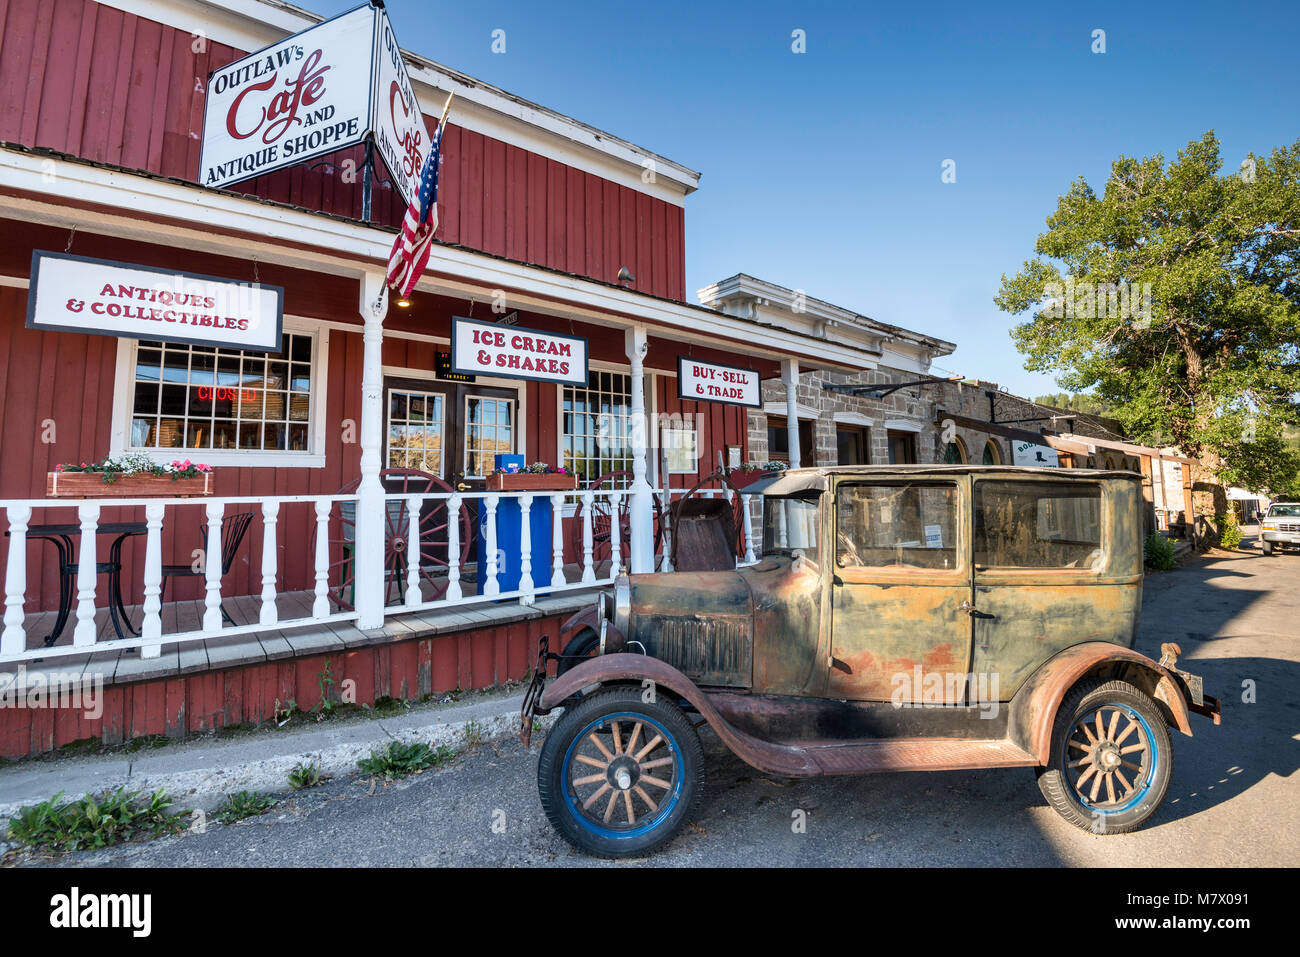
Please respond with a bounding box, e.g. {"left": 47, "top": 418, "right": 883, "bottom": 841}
{"left": 1008, "top": 642, "right": 1214, "bottom": 765}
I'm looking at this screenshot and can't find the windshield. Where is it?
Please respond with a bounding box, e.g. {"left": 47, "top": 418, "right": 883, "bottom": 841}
{"left": 1267, "top": 504, "right": 1300, "bottom": 518}
{"left": 762, "top": 494, "right": 821, "bottom": 557}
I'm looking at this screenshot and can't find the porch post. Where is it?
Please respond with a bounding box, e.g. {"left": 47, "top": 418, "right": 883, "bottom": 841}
{"left": 355, "top": 271, "right": 388, "bottom": 629}
{"left": 782, "top": 358, "right": 802, "bottom": 468}
{"left": 625, "top": 325, "right": 654, "bottom": 574}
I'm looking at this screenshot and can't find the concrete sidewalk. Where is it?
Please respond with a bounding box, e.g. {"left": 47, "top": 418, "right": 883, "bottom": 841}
{"left": 0, "top": 686, "right": 545, "bottom": 824}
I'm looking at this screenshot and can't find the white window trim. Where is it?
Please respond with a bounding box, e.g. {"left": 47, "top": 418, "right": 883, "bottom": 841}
{"left": 884, "top": 418, "right": 923, "bottom": 433}
{"left": 833, "top": 411, "right": 874, "bottom": 427}
{"left": 762, "top": 400, "right": 818, "bottom": 420}
{"left": 110, "top": 316, "right": 330, "bottom": 468}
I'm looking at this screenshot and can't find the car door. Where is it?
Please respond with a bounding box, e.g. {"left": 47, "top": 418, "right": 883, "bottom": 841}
{"left": 969, "top": 476, "right": 1134, "bottom": 701}
{"left": 828, "top": 476, "right": 974, "bottom": 704}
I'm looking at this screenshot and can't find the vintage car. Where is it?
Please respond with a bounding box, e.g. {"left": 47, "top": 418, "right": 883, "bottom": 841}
{"left": 521, "top": 465, "right": 1221, "bottom": 858}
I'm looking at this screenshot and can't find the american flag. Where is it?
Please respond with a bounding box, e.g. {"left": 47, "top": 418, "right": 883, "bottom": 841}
{"left": 386, "top": 120, "right": 444, "bottom": 299}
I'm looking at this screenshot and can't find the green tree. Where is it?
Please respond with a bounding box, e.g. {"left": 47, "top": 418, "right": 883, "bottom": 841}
{"left": 995, "top": 131, "right": 1300, "bottom": 491}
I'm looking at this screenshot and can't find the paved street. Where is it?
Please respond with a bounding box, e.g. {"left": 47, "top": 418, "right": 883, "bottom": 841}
{"left": 35, "top": 532, "right": 1299, "bottom": 867}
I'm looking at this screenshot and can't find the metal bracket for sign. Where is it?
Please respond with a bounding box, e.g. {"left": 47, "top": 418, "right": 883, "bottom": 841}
{"left": 821, "top": 374, "right": 963, "bottom": 399}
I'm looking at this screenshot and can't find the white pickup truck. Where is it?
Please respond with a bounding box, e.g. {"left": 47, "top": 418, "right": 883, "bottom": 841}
{"left": 1261, "top": 502, "right": 1300, "bottom": 555}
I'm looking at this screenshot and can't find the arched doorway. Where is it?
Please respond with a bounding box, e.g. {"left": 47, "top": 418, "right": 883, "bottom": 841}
{"left": 943, "top": 436, "right": 968, "bottom": 464}
{"left": 981, "top": 440, "right": 1001, "bottom": 465}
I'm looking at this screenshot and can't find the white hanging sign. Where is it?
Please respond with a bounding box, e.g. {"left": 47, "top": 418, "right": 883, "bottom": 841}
{"left": 677, "top": 357, "right": 761, "bottom": 407}
{"left": 1012, "top": 440, "right": 1060, "bottom": 467}
{"left": 26, "top": 251, "right": 284, "bottom": 352}
{"left": 199, "top": 3, "right": 431, "bottom": 208}
{"left": 450, "top": 317, "right": 588, "bottom": 384}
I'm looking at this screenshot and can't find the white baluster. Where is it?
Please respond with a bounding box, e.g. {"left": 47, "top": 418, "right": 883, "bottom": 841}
{"left": 580, "top": 490, "right": 596, "bottom": 584}
{"left": 609, "top": 492, "right": 622, "bottom": 579}
{"left": 446, "top": 494, "right": 462, "bottom": 602}
{"left": 140, "top": 501, "right": 165, "bottom": 656}
{"left": 519, "top": 493, "right": 534, "bottom": 604}
{"left": 484, "top": 495, "right": 500, "bottom": 597}
{"left": 742, "top": 494, "right": 756, "bottom": 564}
{"left": 777, "top": 499, "right": 789, "bottom": 549}
{"left": 73, "top": 503, "right": 101, "bottom": 647}
{"left": 659, "top": 490, "right": 674, "bottom": 572}
{"left": 405, "top": 494, "right": 421, "bottom": 610}
{"left": 550, "top": 494, "right": 565, "bottom": 588}
{"left": 259, "top": 500, "right": 279, "bottom": 627}
{"left": 202, "top": 501, "right": 224, "bottom": 633}
{"left": 313, "top": 498, "right": 331, "bottom": 618}
{"left": 2, "top": 505, "right": 32, "bottom": 655}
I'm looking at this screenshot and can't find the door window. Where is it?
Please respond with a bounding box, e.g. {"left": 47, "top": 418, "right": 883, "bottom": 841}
{"left": 387, "top": 390, "right": 445, "bottom": 475}
{"left": 464, "top": 395, "right": 515, "bottom": 478}
{"left": 974, "top": 481, "right": 1103, "bottom": 569}
{"left": 836, "top": 482, "right": 958, "bottom": 570}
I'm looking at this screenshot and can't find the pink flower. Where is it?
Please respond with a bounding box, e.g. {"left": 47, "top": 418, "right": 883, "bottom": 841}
{"left": 55, "top": 464, "right": 63, "bottom": 472}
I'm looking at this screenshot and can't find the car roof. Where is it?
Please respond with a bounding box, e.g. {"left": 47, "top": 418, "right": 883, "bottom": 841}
{"left": 755, "top": 464, "right": 1142, "bottom": 496}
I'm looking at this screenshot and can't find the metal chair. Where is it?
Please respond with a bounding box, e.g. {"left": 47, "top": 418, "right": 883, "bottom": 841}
{"left": 160, "top": 511, "right": 255, "bottom": 626}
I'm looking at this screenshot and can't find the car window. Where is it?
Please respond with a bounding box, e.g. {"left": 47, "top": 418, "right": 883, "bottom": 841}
{"left": 762, "top": 494, "right": 820, "bottom": 555}
{"left": 1266, "top": 504, "right": 1300, "bottom": 518}
{"left": 974, "top": 480, "right": 1103, "bottom": 569}
{"left": 836, "top": 482, "right": 958, "bottom": 570}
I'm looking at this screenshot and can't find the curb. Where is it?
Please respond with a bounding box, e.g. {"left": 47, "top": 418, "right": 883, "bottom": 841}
{"left": 1, "top": 692, "right": 553, "bottom": 828}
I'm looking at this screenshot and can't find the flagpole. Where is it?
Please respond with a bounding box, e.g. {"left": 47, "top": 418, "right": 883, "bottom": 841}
{"left": 435, "top": 90, "right": 454, "bottom": 138}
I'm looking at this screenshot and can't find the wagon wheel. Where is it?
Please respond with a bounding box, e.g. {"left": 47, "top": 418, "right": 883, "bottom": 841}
{"left": 570, "top": 470, "right": 665, "bottom": 573}
{"left": 325, "top": 468, "right": 473, "bottom": 611}
{"left": 669, "top": 470, "right": 749, "bottom": 567}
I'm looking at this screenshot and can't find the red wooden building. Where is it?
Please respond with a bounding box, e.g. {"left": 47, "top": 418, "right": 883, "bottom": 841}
{"left": 0, "top": 0, "right": 876, "bottom": 758}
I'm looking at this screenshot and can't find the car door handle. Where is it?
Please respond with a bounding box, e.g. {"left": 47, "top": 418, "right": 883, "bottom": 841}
{"left": 958, "top": 601, "right": 996, "bottom": 620}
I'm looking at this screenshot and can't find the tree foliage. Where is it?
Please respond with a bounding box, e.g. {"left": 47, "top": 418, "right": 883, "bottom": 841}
{"left": 996, "top": 131, "right": 1300, "bottom": 492}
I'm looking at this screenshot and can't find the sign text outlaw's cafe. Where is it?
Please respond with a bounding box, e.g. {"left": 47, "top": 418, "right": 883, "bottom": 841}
{"left": 199, "top": 2, "right": 431, "bottom": 207}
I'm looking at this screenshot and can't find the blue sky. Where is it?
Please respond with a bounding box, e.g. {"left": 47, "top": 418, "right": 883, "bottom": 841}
{"left": 311, "top": 0, "right": 1298, "bottom": 396}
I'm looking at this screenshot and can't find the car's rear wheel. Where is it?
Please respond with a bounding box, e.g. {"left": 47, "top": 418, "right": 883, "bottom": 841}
{"left": 1036, "top": 679, "right": 1171, "bottom": 834}
{"left": 538, "top": 685, "right": 703, "bottom": 858}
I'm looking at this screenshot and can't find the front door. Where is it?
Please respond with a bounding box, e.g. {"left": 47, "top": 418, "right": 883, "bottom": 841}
{"left": 828, "top": 477, "right": 973, "bottom": 704}
{"left": 384, "top": 376, "right": 520, "bottom": 491}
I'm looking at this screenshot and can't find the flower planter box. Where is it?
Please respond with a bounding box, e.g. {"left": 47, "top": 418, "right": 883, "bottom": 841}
{"left": 485, "top": 472, "right": 579, "bottom": 492}
{"left": 728, "top": 469, "right": 781, "bottom": 490}
{"left": 46, "top": 471, "right": 214, "bottom": 498}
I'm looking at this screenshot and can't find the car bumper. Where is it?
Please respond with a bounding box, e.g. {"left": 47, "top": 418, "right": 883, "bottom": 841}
{"left": 1261, "top": 530, "right": 1300, "bottom": 544}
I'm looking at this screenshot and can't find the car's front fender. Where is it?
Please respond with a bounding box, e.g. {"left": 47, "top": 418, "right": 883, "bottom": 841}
{"left": 1008, "top": 641, "right": 1219, "bottom": 765}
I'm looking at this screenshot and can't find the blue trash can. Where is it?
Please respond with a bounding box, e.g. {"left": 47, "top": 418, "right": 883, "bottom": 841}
{"left": 478, "top": 497, "right": 552, "bottom": 595}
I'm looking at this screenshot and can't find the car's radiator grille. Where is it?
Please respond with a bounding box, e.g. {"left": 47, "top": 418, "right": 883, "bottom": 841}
{"left": 641, "top": 616, "right": 752, "bottom": 688}
{"left": 1276, "top": 522, "right": 1300, "bottom": 532}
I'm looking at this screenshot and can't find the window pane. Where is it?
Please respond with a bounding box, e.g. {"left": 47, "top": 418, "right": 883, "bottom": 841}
{"left": 836, "top": 483, "right": 957, "bottom": 570}
{"left": 974, "top": 481, "right": 1103, "bottom": 569}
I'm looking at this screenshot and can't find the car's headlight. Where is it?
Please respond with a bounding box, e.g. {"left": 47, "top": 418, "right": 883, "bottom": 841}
{"left": 1263, "top": 524, "right": 1277, "bottom": 530}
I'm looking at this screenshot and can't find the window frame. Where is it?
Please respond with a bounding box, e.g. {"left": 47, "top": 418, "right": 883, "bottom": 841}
{"left": 462, "top": 393, "right": 517, "bottom": 479}
{"left": 832, "top": 478, "right": 968, "bottom": 583}
{"left": 110, "top": 317, "right": 328, "bottom": 468}
{"left": 386, "top": 387, "right": 448, "bottom": 478}
{"left": 972, "top": 477, "right": 1110, "bottom": 578}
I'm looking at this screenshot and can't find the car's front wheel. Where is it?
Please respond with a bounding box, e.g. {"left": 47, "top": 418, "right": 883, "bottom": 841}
{"left": 537, "top": 685, "right": 703, "bottom": 858}
{"left": 1036, "top": 679, "right": 1172, "bottom": 834}
{"left": 1261, "top": 541, "right": 1274, "bottom": 555}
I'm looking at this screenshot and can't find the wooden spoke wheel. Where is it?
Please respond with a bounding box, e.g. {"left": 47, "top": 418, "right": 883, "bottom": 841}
{"left": 1036, "top": 679, "right": 1172, "bottom": 834}
{"left": 571, "top": 470, "right": 665, "bottom": 572}
{"left": 1065, "top": 703, "right": 1156, "bottom": 811}
{"left": 538, "top": 686, "right": 703, "bottom": 858}
{"left": 323, "top": 468, "right": 473, "bottom": 611}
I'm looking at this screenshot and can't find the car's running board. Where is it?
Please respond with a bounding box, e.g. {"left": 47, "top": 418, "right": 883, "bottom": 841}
{"left": 796, "top": 738, "right": 1039, "bottom": 775}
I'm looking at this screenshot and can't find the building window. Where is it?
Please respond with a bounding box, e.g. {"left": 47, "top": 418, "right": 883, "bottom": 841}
{"left": 464, "top": 395, "right": 515, "bottom": 478}
{"left": 887, "top": 429, "right": 917, "bottom": 464}
{"left": 942, "top": 436, "right": 967, "bottom": 464}
{"left": 768, "top": 415, "right": 814, "bottom": 465}
{"left": 837, "top": 425, "right": 870, "bottom": 465}
{"left": 563, "top": 370, "right": 632, "bottom": 484}
{"left": 982, "top": 441, "right": 1001, "bottom": 465}
{"left": 129, "top": 332, "right": 314, "bottom": 452}
{"left": 388, "top": 390, "right": 445, "bottom": 475}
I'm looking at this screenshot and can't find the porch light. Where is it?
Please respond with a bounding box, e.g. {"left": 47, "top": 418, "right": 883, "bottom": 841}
{"left": 395, "top": 295, "right": 412, "bottom": 308}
